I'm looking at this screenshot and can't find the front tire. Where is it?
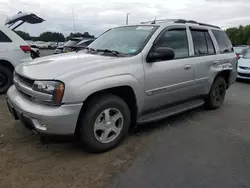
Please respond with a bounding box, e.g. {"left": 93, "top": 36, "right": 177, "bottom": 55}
{"left": 78, "top": 94, "right": 131, "bottom": 153}
{"left": 0, "top": 65, "right": 13, "bottom": 94}
{"left": 205, "top": 77, "right": 226, "bottom": 110}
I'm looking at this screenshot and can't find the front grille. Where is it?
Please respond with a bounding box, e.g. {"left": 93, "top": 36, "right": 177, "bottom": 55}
{"left": 238, "top": 73, "right": 250, "bottom": 77}
{"left": 15, "top": 73, "right": 34, "bottom": 88}
{"left": 14, "top": 73, "right": 34, "bottom": 101}
{"left": 18, "top": 89, "right": 32, "bottom": 101}
{"left": 239, "top": 66, "right": 250, "bottom": 70}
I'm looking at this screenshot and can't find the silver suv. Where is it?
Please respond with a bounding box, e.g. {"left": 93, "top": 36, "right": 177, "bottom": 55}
{"left": 6, "top": 19, "right": 237, "bottom": 152}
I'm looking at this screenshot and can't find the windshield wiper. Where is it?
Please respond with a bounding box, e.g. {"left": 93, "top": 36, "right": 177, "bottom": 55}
{"left": 96, "top": 49, "right": 121, "bottom": 57}
{"left": 85, "top": 47, "right": 96, "bottom": 52}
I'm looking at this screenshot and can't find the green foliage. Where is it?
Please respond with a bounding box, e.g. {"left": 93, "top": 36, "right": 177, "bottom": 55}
{"left": 66, "top": 32, "right": 95, "bottom": 41}
{"left": 226, "top": 25, "right": 250, "bottom": 46}
{"left": 15, "top": 30, "right": 95, "bottom": 42}
{"left": 15, "top": 30, "right": 31, "bottom": 40}
{"left": 39, "top": 32, "right": 65, "bottom": 42}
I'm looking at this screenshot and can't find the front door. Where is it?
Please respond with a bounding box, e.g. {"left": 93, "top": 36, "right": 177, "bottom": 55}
{"left": 143, "top": 27, "right": 196, "bottom": 112}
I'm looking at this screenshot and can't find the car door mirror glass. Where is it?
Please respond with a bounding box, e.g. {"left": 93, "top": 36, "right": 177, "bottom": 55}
{"left": 147, "top": 47, "right": 175, "bottom": 62}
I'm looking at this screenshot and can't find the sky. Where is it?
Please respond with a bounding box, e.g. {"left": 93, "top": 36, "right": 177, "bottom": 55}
{"left": 0, "top": 0, "right": 250, "bottom": 37}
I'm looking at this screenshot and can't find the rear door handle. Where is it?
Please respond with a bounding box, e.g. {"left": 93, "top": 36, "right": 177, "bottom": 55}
{"left": 184, "top": 65, "right": 192, "bottom": 70}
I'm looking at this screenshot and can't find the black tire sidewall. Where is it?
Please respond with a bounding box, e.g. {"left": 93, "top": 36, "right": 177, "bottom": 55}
{"left": 0, "top": 65, "right": 13, "bottom": 94}
{"left": 206, "top": 77, "right": 226, "bottom": 109}
{"left": 79, "top": 95, "right": 131, "bottom": 152}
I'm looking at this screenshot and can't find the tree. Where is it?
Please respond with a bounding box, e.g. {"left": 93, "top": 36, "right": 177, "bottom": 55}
{"left": 66, "top": 32, "right": 95, "bottom": 41}
{"left": 15, "top": 30, "right": 31, "bottom": 40}
{"left": 38, "top": 32, "right": 65, "bottom": 42}
{"left": 226, "top": 25, "right": 250, "bottom": 46}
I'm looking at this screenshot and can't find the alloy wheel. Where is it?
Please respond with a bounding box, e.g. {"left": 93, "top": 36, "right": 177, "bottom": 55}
{"left": 94, "top": 108, "right": 124, "bottom": 144}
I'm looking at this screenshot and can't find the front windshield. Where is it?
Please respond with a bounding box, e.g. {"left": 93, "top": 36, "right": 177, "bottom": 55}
{"left": 88, "top": 26, "right": 158, "bottom": 55}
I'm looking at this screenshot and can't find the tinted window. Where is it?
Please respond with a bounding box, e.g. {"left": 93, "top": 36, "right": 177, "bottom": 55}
{"left": 205, "top": 32, "right": 215, "bottom": 55}
{"left": 191, "top": 30, "right": 207, "bottom": 55}
{"left": 0, "top": 31, "right": 12, "bottom": 42}
{"left": 191, "top": 30, "right": 215, "bottom": 56}
{"left": 155, "top": 29, "right": 189, "bottom": 59}
{"left": 212, "top": 30, "right": 233, "bottom": 53}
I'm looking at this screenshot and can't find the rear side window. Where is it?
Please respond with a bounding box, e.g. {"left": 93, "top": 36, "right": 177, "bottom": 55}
{"left": 212, "top": 30, "right": 233, "bottom": 53}
{"left": 155, "top": 29, "right": 189, "bottom": 59}
{"left": 205, "top": 32, "right": 215, "bottom": 55}
{"left": 191, "top": 30, "right": 215, "bottom": 56}
{"left": 0, "top": 31, "right": 12, "bottom": 42}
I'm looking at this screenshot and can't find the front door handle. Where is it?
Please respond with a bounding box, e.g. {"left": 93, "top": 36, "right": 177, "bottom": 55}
{"left": 184, "top": 65, "right": 192, "bottom": 70}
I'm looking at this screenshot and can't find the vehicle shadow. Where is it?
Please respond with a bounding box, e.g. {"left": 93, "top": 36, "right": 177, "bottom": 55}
{"left": 236, "top": 78, "right": 250, "bottom": 84}
{"left": 132, "top": 107, "right": 205, "bottom": 135}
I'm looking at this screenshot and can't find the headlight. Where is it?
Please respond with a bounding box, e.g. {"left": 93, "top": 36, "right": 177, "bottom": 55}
{"left": 32, "top": 81, "right": 65, "bottom": 106}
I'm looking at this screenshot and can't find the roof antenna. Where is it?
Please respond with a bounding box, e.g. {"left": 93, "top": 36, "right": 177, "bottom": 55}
{"left": 151, "top": 17, "right": 156, "bottom": 24}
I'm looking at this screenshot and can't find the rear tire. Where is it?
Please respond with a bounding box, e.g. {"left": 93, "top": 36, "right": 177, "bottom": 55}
{"left": 205, "top": 77, "right": 226, "bottom": 110}
{"left": 78, "top": 94, "right": 131, "bottom": 153}
{"left": 0, "top": 65, "right": 13, "bottom": 94}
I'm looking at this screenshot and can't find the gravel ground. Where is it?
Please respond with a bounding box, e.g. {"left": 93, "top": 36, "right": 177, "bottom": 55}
{"left": 0, "top": 92, "right": 153, "bottom": 188}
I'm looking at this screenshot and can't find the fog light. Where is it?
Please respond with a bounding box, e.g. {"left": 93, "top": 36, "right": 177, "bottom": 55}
{"left": 32, "top": 119, "right": 47, "bottom": 131}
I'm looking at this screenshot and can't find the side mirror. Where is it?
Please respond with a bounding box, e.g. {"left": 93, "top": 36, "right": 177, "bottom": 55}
{"left": 147, "top": 47, "right": 175, "bottom": 62}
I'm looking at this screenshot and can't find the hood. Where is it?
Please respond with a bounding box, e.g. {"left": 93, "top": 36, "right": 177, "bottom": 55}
{"left": 238, "top": 58, "right": 250, "bottom": 67}
{"left": 15, "top": 52, "right": 118, "bottom": 80}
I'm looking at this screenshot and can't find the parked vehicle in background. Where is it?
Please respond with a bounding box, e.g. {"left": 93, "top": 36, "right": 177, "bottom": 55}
{"left": 234, "top": 45, "right": 250, "bottom": 59}
{"left": 6, "top": 19, "right": 237, "bottom": 152}
{"left": 54, "top": 45, "right": 64, "bottom": 54}
{"left": 64, "top": 39, "right": 95, "bottom": 52}
{"left": 47, "top": 42, "right": 58, "bottom": 49}
{"left": 53, "top": 38, "right": 93, "bottom": 54}
{"left": 36, "top": 41, "right": 48, "bottom": 49}
{"left": 62, "top": 37, "right": 83, "bottom": 53}
{"left": 0, "top": 12, "right": 44, "bottom": 94}
{"left": 30, "top": 45, "right": 40, "bottom": 59}
{"left": 237, "top": 51, "right": 250, "bottom": 80}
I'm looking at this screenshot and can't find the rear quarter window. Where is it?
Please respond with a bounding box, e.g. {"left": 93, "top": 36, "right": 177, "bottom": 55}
{"left": 212, "top": 30, "right": 233, "bottom": 54}
{"left": 0, "top": 30, "right": 12, "bottom": 42}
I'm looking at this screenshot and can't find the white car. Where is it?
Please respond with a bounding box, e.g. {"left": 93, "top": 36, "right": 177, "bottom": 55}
{"left": 237, "top": 51, "right": 250, "bottom": 80}
{"left": 0, "top": 12, "right": 44, "bottom": 93}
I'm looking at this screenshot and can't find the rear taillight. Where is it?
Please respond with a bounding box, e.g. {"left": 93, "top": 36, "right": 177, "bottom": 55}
{"left": 236, "top": 53, "right": 241, "bottom": 59}
{"left": 20, "top": 45, "right": 31, "bottom": 53}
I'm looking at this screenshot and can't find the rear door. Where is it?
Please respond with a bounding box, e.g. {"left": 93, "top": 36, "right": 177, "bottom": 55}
{"left": 189, "top": 28, "right": 217, "bottom": 96}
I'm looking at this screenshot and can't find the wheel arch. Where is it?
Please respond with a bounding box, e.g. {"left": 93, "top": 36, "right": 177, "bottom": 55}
{"left": 214, "top": 70, "right": 231, "bottom": 88}
{"left": 0, "top": 59, "right": 15, "bottom": 72}
{"left": 74, "top": 85, "right": 140, "bottom": 136}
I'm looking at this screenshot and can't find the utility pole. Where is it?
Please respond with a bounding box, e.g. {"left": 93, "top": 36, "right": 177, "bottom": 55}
{"left": 72, "top": 8, "right": 76, "bottom": 33}
{"left": 126, "top": 13, "right": 130, "bottom": 25}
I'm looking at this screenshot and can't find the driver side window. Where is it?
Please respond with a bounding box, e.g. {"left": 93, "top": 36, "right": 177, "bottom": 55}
{"left": 154, "top": 29, "right": 189, "bottom": 59}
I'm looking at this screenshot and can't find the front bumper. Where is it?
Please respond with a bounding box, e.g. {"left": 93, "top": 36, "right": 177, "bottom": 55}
{"left": 229, "top": 70, "right": 237, "bottom": 85}
{"left": 237, "top": 69, "right": 250, "bottom": 80}
{"left": 6, "top": 85, "right": 83, "bottom": 135}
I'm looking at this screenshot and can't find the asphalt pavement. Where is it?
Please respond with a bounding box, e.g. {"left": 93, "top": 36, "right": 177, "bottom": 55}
{"left": 111, "top": 80, "right": 250, "bottom": 188}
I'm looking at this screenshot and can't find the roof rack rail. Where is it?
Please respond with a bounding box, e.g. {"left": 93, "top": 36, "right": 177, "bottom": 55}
{"left": 140, "top": 19, "right": 178, "bottom": 24}
{"left": 174, "top": 19, "right": 220, "bottom": 29}
{"left": 140, "top": 19, "right": 220, "bottom": 29}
